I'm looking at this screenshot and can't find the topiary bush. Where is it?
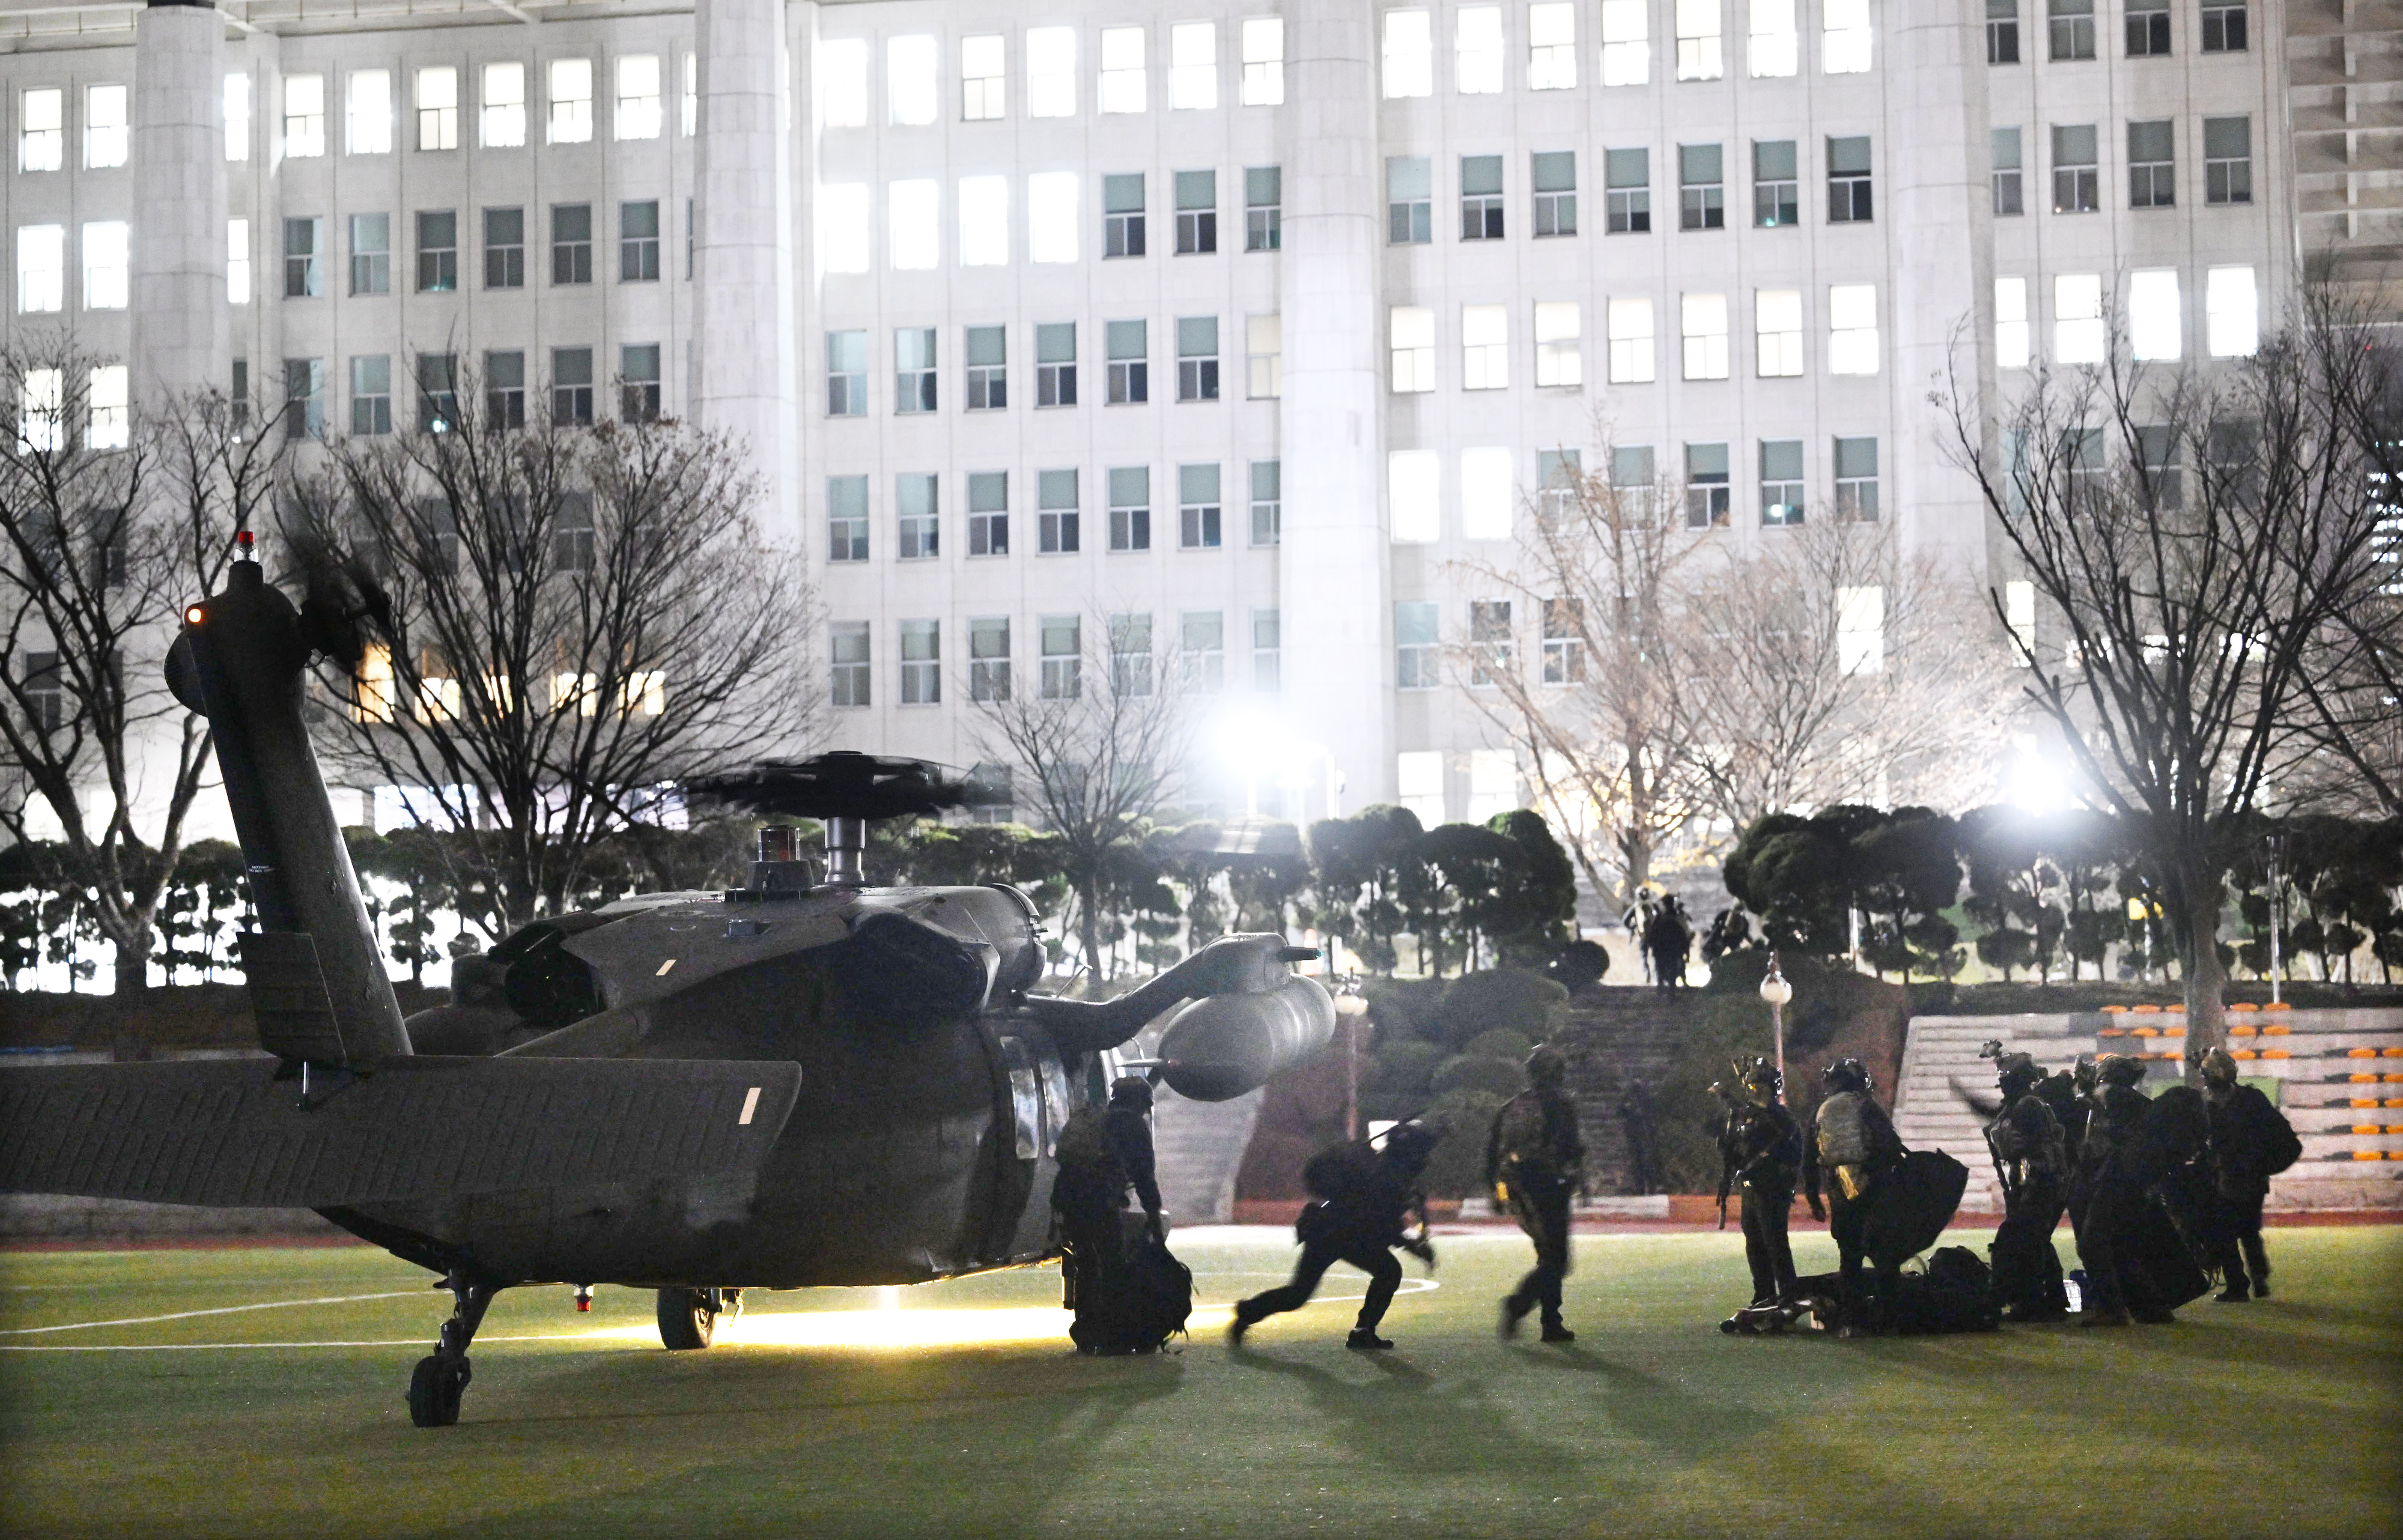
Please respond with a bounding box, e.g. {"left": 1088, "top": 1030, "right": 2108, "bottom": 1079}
{"left": 1430, "top": 1052, "right": 1527, "bottom": 1099}
{"left": 1432, "top": 968, "right": 1569, "bottom": 1051}
{"left": 1461, "top": 1028, "right": 1536, "bottom": 1063}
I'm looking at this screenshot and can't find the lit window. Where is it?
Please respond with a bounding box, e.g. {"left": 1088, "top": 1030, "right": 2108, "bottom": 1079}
{"left": 959, "top": 175, "right": 1009, "bottom": 267}
{"left": 1462, "top": 447, "right": 1514, "bottom": 538}
{"left": 1027, "top": 27, "right": 1076, "bottom": 117}
{"left": 819, "top": 40, "right": 870, "bottom": 127}
{"left": 1396, "top": 748, "right": 1444, "bottom": 818}
{"left": 1600, "top": 0, "right": 1650, "bottom": 86}
{"left": 1681, "top": 293, "right": 1730, "bottom": 380}
{"left": 1837, "top": 586, "right": 1884, "bottom": 673}
{"left": 417, "top": 67, "right": 458, "bottom": 151}
{"left": 1755, "top": 288, "right": 1803, "bottom": 376}
{"left": 1529, "top": 3, "right": 1578, "bottom": 89}
{"left": 1607, "top": 297, "right": 1655, "bottom": 383}
{"left": 17, "top": 225, "right": 64, "bottom": 314}
{"left": 889, "top": 180, "right": 939, "bottom": 270}
{"left": 81, "top": 221, "right": 127, "bottom": 311}
{"left": 1390, "top": 451, "right": 1441, "bottom": 542}
{"left": 1466, "top": 750, "right": 1515, "bottom": 820}
{"left": 1028, "top": 173, "right": 1078, "bottom": 263}
{"left": 1676, "top": 0, "right": 1724, "bottom": 80}
{"left": 888, "top": 36, "right": 938, "bottom": 126}
{"left": 2005, "top": 582, "right": 2036, "bottom": 664}
{"left": 2053, "top": 273, "right": 2104, "bottom": 363}
{"left": 1823, "top": 0, "right": 1874, "bottom": 73}
{"left": 1749, "top": 0, "right": 1799, "bottom": 76}
{"left": 1390, "top": 306, "right": 1436, "bottom": 393}
{"left": 481, "top": 62, "right": 526, "bottom": 148}
{"left": 2129, "top": 269, "right": 2181, "bottom": 360}
{"left": 1468, "top": 604, "right": 1514, "bottom": 687}
{"left": 283, "top": 74, "right": 325, "bottom": 158}
{"left": 1543, "top": 598, "right": 1585, "bottom": 684}
{"left": 819, "top": 184, "right": 870, "bottom": 274}
{"left": 228, "top": 219, "right": 251, "bottom": 304}
{"left": 1171, "top": 22, "right": 1217, "bottom": 109}
{"left": 962, "top": 35, "right": 1005, "bottom": 120}
{"left": 19, "top": 368, "right": 63, "bottom": 452}
{"left": 1535, "top": 300, "right": 1581, "bottom": 386}
{"left": 682, "top": 53, "right": 697, "bottom": 136}
{"left": 224, "top": 74, "right": 251, "bottom": 162}
{"left": 19, "top": 87, "right": 62, "bottom": 172}
{"left": 88, "top": 364, "right": 128, "bottom": 450}
{"left": 85, "top": 85, "right": 127, "bottom": 169}
{"left": 1462, "top": 305, "right": 1508, "bottom": 389}
{"left": 1247, "top": 313, "right": 1282, "bottom": 398}
{"left": 1827, "top": 283, "right": 1879, "bottom": 374}
{"left": 1994, "top": 276, "right": 2030, "bottom": 368}
{"left": 547, "top": 58, "right": 592, "bottom": 144}
{"left": 1242, "top": 17, "right": 1286, "bottom": 105}
{"left": 1100, "top": 26, "right": 1147, "bottom": 114}
{"left": 1384, "top": 10, "right": 1433, "bottom": 98}
{"left": 616, "top": 55, "right": 663, "bottom": 140}
{"left": 1457, "top": 7, "right": 1504, "bottom": 94}
{"left": 348, "top": 70, "right": 392, "bottom": 154}
{"left": 2207, "top": 266, "right": 2258, "bottom": 358}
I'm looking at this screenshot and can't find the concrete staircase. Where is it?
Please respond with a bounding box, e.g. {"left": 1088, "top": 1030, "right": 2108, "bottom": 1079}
{"left": 1554, "top": 987, "right": 1698, "bottom": 1193}
{"left": 1150, "top": 1084, "right": 1264, "bottom": 1225}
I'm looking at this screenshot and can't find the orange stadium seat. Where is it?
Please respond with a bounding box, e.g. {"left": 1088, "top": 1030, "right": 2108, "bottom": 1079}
{"left": 2262, "top": 1049, "right": 2291, "bottom": 1060}
{"left": 2350, "top": 1048, "right": 2379, "bottom": 1058}
{"left": 2234, "top": 1049, "right": 2259, "bottom": 1061}
{"left": 2385, "top": 1048, "right": 2403, "bottom": 1059}
{"left": 2354, "top": 1151, "right": 2385, "bottom": 1162}
{"left": 2134, "top": 1026, "right": 2160, "bottom": 1037}
{"left": 2231, "top": 1025, "right": 2258, "bottom": 1037}
{"left": 2264, "top": 1024, "right": 2290, "bottom": 1035}
{"left": 2165, "top": 1026, "right": 2186, "bottom": 1037}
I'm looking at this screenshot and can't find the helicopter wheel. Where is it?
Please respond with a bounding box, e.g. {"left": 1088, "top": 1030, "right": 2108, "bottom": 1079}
{"left": 407, "top": 1353, "right": 471, "bottom": 1427}
{"left": 657, "top": 1288, "right": 718, "bottom": 1350}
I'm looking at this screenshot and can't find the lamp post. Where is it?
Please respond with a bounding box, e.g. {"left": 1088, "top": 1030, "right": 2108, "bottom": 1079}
{"left": 1334, "top": 965, "right": 1369, "bottom": 1141}
{"left": 2265, "top": 832, "right": 2286, "bottom": 1007}
{"left": 1759, "top": 951, "right": 1794, "bottom": 1099}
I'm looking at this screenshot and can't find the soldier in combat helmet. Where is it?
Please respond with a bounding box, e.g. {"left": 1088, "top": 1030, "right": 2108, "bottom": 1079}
{"left": 1487, "top": 1044, "right": 1585, "bottom": 1342}
{"left": 1232, "top": 1123, "right": 1441, "bottom": 1351}
{"left": 1713, "top": 1056, "right": 1813, "bottom": 1326}
{"left": 1981, "top": 1044, "right": 2073, "bottom": 1321}
{"left": 1805, "top": 1057, "right": 1902, "bottom": 1335}
{"left": 2195, "top": 1045, "right": 2301, "bottom": 1302}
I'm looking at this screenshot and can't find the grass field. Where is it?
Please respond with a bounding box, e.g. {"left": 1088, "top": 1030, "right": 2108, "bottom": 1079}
{"left": 4, "top": 1226, "right": 2399, "bottom": 1540}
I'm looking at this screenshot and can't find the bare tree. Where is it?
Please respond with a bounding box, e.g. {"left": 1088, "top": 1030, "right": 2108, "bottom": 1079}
{"left": 287, "top": 384, "right": 815, "bottom": 936}
{"left": 0, "top": 344, "right": 269, "bottom": 994}
{"left": 970, "top": 611, "right": 1191, "bottom": 981}
{"left": 1943, "top": 303, "right": 2395, "bottom": 1053}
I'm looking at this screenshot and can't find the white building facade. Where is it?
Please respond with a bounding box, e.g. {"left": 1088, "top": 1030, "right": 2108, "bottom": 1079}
{"left": 3, "top": 0, "right": 2384, "bottom": 829}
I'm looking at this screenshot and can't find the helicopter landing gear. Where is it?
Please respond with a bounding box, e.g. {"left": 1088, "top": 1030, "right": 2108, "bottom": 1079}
{"left": 408, "top": 1275, "right": 497, "bottom": 1428}
{"left": 656, "top": 1287, "right": 739, "bottom": 1350}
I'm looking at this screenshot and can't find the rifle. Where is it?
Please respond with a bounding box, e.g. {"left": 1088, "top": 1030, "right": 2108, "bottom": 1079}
{"left": 1709, "top": 1074, "right": 1742, "bottom": 1229}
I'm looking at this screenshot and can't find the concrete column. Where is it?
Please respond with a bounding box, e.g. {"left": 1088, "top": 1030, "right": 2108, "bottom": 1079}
{"left": 696, "top": 0, "right": 798, "bottom": 535}
{"left": 1278, "top": 0, "right": 1391, "bottom": 816}
{"left": 131, "top": 1, "right": 227, "bottom": 407}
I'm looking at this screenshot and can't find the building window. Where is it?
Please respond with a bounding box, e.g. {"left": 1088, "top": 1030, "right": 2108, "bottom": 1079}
{"left": 18, "top": 367, "right": 65, "bottom": 452}
{"left": 1241, "top": 166, "right": 1283, "bottom": 253}
{"left": 620, "top": 201, "right": 661, "bottom": 280}
{"left": 85, "top": 84, "right": 127, "bottom": 169}
{"left": 896, "top": 327, "right": 938, "bottom": 413}
{"left": 2049, "top": 0, "right": 2095, "bottom": 61}
{"left": 1107, "top": 319, "right": 1149, "bottom": 404}
{"left": 1100, "top": 25, "right": 1148, "bottom": 114}
{"left": 347, "top": 214, "right": 390, "bottom": 296}
{"left": 18, "top": 88, "right": 60, "bottom": 172}
{"left": 1536, "top": 450, "right": 1581, "bottom": 524}
{"left": 1036, "top": 322, "right": 1077, "bottom": 406}
{"left": 957, "top": 35, "right": 1004, "bottom": 121}
{"left": 1177, "top": 317, "right": 1220, "bottom": 402}
{"left": 1460, "top": 156, "right": 1505, "bottom": 240}
{"left": 228, "top": 219, "right": 251, "bottom": 305}
{"left": 348, "top": 70, "right": 393, "bottom": 154}
{"left": 1532, "top": 151, "right": 1577, "bottom": 236}
{"left": 412, "top": 66, "right": 457, "bottom": 151}
{"left": 1040, "top": 615, "right": 1081, "bottom": 699}
{"left": 1174, "top": 170, "right": 1218, "bottom": 254}
{"left": 964, "top": 325, "right": 1007, "bottom": 410}
{"left": 1611, "top": 446, "right": 1656, "bottom": 516}
{"left": 1827, "top": 283, "right": 1879, "bottom": 375}
{"left": 1457, "top": 5, "right": 1505, "bottom": 92}
{"left": 1606, "top": 148, "right": 1651, "bottom": 233}
{"left": 1753, "top": 140, "right": 1799, "bottom": 226}
{"left": 822, "top": 331, "right": 867, "bottom": 417}
{"left": 1108, "top": 466, "right": 1150, "bottom": 551}
{"left": 481, "top": 62, "right": 526, "bottom": 147}
{"left": 1242, "top": 16, "right": 1286, "bottom": 105}
{"left": 1607, "top": 297, "right": 1655, "bottom": 383}
{"left": 2126, "top": 1, "right": 2170, "bottom": 54}
{"left": 1104, "top": 173, "right": 1146, "bottom": 258}
{"left": 15, "top": 225, "right": 61, "bottom": 313}
{"left": 2207, "top": 265, "right": 2258, "bottom": 358}
{"left": 1384, "top": 8, "right": 1434, "bottom": 97}
{"left": 2204, "top": 116, "right": 2251, "bottom": 205}
{"left": 2136, "top": 423, "right": 2181, "bottom": 508}
{"left": 2055, "top": 273, "right": 2104, "bottom": 363}
{"left": 1681, "top": 293, "right": 1729, "bottom": 381}
{"left": 1250, "top": 460, "right": 1281, "bottom": 545}
{"left": 1675, "top": 0, "right": 1724, "bottom": 80}
{"left": 87, "top": 364, "right": 129, "bottom": 450}
{"left": 968, "top": 472, "right": 1009, "bottom": 556}
{"left": 1535, "top": 301, "right": 1581, "bottom": 386}
{"left": 484, "top": 207, "right": 525, "bottom": 289}
{"left": 551, "top": 347, "right": 594, "bottom": 425}
{"left": 1837, "top": 586, "right": 1884, "bottom": 674}
{"left": 548, "top": 58, "right": 593, "bottom": 144}
{"left": 1530, "top": 2, "right": 1578, "bottom": 88}
{"left": 1600, "top": 0, "right": 1650, "bottom": 85}
{"left": 1462, "top": 305, "right": 1508, "bottom": 390}
{"left": 1396, "top": 602, "right": 1441, "bottom": 689}
{"left": 898, "top": 473, "right": 940, "bottom": 559}
{"left": 1110, "top": 613, "right": 1154, "bottom": 696}
{"left": 1987, "top": 0, "right": 2021, "bottom": 63}
{"left": 1542, "top": 598, "right": 1585, "bottom": 684}
{"left": 485, "top": 350, "right": 526, "bottom": 428}
{"left": 1018, "top": 26, "right": 1074, "bottom": 118}
{"left": 1994, "top": 277, "right": 2031, "bottom": 368}
{"left": 1827, "top": 136, "right": 1874, "bottom": 222}
{"left": 1390, "top": 450, "right": 1440, "bottom": 541}
{"left": 282, "top": 75, "right": 324, "bottom": 159}
{"left": 1755, "top": 289, "right": 1803, "bottom": 377}
{"left": 887, "top": 35, "right": 938, "bottom": 126}
{"left": 816, "top": 38, "right": 869, "bottom": 127}
{"left": 1834, "top": 437, "right": 1879, "bottom": 520}
{"left": 2128, "top": 121, "right": 2175, "bottom": 208}
{"left": 1823, "top": 0, "right": 1873, "bottom": 71}
{"left": 284, "top": 358, "right": 326, "bottom": 440}
{"left": 551, "top": 204, "right": 593, "bottom": 284}
{"left": 1685, "top": 442, "right": 1730, "bottom": 526}
{"left": 887, "top": 180, "right": 941, "bottom": 270}
{"left": 415, "top": 211, "right": 457, "bottom": 293}
{"left": 224, "top": 73, "right": 251, "bottom": 162}
{"left": 282, "top": 217, "right": 323, "bottom": 299}
{"left": 81, "top": 222, "right": 127, "bottom": 311}
{"left": 2052, "top": 124, "right": 2099, "bottom": 212}
{"left": 1245, "top": 316, "right": 1284, "bottom": 401}
{"left": 958, "top": 175, "right": 1009, "bottom": 267}
{"left": 1038, "top": 468, "right": 1080, "bottom": 553}
{"left": 899, "top": 620, "right": 941, "bottom": 705}
{"left": 1469, "top": 601, "right": 1513, "bottom": 687}
{"left": 831, "top": 623, "right": 871, "bottom": 707}
{"left": 19, "top": 650, "right": 63, "bottom": 730}
{"left": 423, "top": 359, "right": 467, "bottom": 440}
{"left": 1749, "top": 0, "right": 1800, "bottom": 75}
{"left": 1679, "top": 144, "right": 1725, "bottom": 231}
{"left": 969, "top": 617, "right": 1012, "bottom": 702}
{"left": 350, "top": 355, "right": 392, "bottom": 436}
{"left": 1252, "top": 608, "right": 1280, "bottom": 691}
{"left": 829, "top": 476, "right": 870, "bottom": 562}
{"left": 621, "top": 344, "right": 661, "bottom": 422}
{"left": 1396, "top": 751, "right": 1445, "bottom": 824}
{"left": 2201, "top": 3, "right": 2246, "bottom": 53}
{"left": 1024, "top": 173, "right": 1078, "bottom": 264}
{"left": 1180, "top": 610, "right": 1224, "bottom": 692}
{"left": 1390, "top": 306, "right": 1436, "bottom": 393}
{"left": 1171, "top": 21, "right": 1218, "bottom": 109}
{"left": 1462, "top": 447, "right": 1512, "bottom": 537}
{"left": 1388, "top": 157, "right": 1433, "bottom": 244}
{"left": 1991, "top": 127, "right": 2024, "bottom": 215}
{"left": 1178, "top": 464, "right": 1221, "bottom": 548}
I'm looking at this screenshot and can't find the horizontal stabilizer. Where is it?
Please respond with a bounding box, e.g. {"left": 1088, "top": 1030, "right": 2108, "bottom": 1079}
{"left": 237, "top": 930, "right": 350, "bottom": 1066}
{"left": 0, "top": 1055, "right": 800, "bottom": 1208}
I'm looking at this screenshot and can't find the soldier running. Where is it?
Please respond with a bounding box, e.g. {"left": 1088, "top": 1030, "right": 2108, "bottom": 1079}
{"left": 1487, "top": 1045, "right": 1585, "bottom": 1342}
{"left": 1231, "top": 1123, "right": 1441, "bottom": 1351}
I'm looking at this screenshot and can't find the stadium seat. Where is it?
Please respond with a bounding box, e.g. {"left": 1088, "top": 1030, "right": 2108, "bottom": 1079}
{"left": 2385, "top": 1048, "right": 2403, "bottom": 1059}
{"left": 2350, "top": 1048, "right": 2379, "bottom": 1058}
{"left": 2264, "top": 1024, "right": 2291, "bottom": 1035}
{"left": 2262, "top": 1050, "right": 2291, "bottom": 1060}
{"left": 2353, "top": 1124, "right": 2381, "bottom": 1135}
{"left": 2134, "top": 1026, "right": 2159, "bottom": 1037}
{"left": 2232, "top": 1049, "right": 2258, "bottom": 1061}
{"left": 2231, "top": 1024, "right": 2258, "bottom": 1037}
{"left": 2354, "top": 1151, "right": 2385, "bottom": 1162}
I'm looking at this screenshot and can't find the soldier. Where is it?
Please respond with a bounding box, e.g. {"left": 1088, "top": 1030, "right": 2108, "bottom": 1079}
{"left": 1487, "top": 1045, "right": 1585, "bottom": 1342}
{"left": 1983, "top": 1048, "right": 2072, "bottom": 1321}
{"left": 1617, "top": 1078, "right": 1663, "bottom": 1196}
{"left": 1051, "top": 1075, "right": 1166, "bottom": 1353}
{"left": 1646, "top": 898, "right": 1694, "bottom": 990}
{"left": 1231, "top": 1123, "right": 1441, "bottom": 1351}
{"left": 2196, "top": 1046, "right": 2301, "bottom": 1302}
{"left": 1805, "top": 1057, "right": 1901, "bottom": 1335}
{"left": 2074, "top": 1054, "right": 2187, "bottom": 1326}
{"left": 1714, "top": 1057, "right": 1812, "bottom": 1317}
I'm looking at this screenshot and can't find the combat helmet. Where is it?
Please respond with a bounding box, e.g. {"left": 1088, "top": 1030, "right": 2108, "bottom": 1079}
{"left": 2196, "top": 1045, "right": 2240, "bottom": 1088}
{"left": 1110, "top": 1075, "right": 1155, "bottom": 1109}
{"left": 1994, "top": 1052, "right": 2044, "bottom": 1099}
{"left": 2095, "top": 1053, "right": 2147, "bottom": 1088}
{"left": 1822, "top": 1058, "right": 1872, "bottom": 1094}
{"left": 1738, "top": 1055, "right": 1783, "bottom": 1100}
{"left": 1525, "top": 1044, "right": 1568, "bottom": 1087}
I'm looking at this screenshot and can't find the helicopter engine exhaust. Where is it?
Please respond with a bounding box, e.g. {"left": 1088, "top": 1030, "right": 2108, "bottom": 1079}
{"left": 1152, "top": 973, "right": 1337, "bottom": 1102}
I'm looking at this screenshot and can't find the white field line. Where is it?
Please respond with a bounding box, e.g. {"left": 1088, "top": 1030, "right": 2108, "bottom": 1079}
{"left": 0, "top": 1290, "right": 426, "bottom": 1335}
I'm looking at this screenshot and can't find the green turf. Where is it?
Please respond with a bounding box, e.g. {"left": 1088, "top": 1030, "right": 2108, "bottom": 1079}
{"left": 4, "top": 1228, "right": 2399, "bottom": 1540}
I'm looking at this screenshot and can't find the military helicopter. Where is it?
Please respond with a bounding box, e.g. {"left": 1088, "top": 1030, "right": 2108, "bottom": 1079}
{"left": 0, "top": 544, "right": 1334, "bottom": 1426}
